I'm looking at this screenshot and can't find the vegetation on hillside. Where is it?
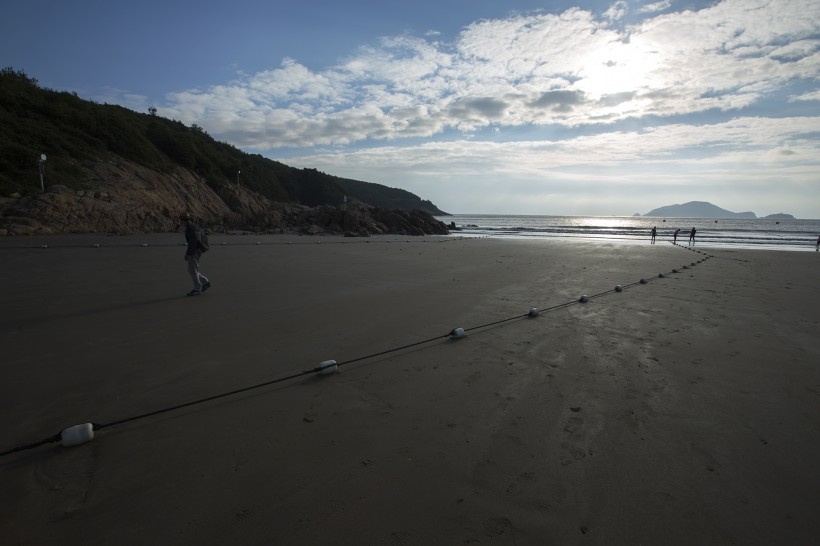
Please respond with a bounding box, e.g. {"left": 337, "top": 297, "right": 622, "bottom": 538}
{"left": 0, "top": 67, "right": 445, "bottom": 214}
{"left": 334, "top": 177, "right": 444, "bottom": 214}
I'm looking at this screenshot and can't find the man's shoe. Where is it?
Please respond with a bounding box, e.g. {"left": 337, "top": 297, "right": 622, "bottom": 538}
{"left": 202, "top": 281, "right": 212, "bottom": 292}
{"left": 187, "top": 289, "right": 202, "bottom": 296}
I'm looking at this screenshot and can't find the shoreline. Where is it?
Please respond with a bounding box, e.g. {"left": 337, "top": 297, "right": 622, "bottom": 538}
{"left": 0, "top": 230, "right": 817, "bottom": 252}
{"left": 1, "top": 237, "right": 818, "bottom": 544}
{"left": 447, "top": 233, "right": 820, "bottom": 252}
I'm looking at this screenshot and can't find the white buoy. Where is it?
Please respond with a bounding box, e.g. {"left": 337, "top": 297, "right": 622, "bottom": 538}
{"left": 450, "top": 327, "right": 465, "bottom": 339}
{"left": 317, "top": 360, "right": 338, "bottom": 375}
{"left": 40, "top": 245, "right": 48, "bottom": 249}
{"left": 93, "top": 243, "right": 100, "bottom": 248}
{"left": 61, "top": 423, "right": 94, "bottom": 447}
{"left": 528, "top": 308, "right": 540, "bottom": 318}
{"left": 256, "top": 242, "right": 261, "bottom": 245}
{"left": 640, "top": 278, "right": 648, "bottom": 284}
{"left": 615, "top": 285, "right": 623, "bottom": 292}
{"left": 579, "top": 295, "right": 589, "bottom": 303}
{"left": 141, "top": 243, "right": 148, "bottom": 247}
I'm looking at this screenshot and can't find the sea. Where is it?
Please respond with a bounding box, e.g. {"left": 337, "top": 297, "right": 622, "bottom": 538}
{"left": 435, "top": 214, "right": 820, "bottom": 252}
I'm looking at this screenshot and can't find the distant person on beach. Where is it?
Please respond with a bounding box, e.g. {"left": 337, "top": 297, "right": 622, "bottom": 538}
{"left": 689, "top": 227, "right": 696, "bottom": 245}
{"left": 816, "top": 235, "right": 819, "bottom": 251}
{"left": 673, "top": 228, "right": 681, "bottom": 244}
{"left": 650, "top": 226, "right": 657, "bottom": 244}
{"left": 179, "top": 213, "right": 211, "bottom": 296}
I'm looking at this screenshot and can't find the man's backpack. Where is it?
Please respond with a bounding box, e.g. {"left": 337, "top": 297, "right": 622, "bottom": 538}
{"left": 197, "top": 227, "right": 210, "bottom": 253}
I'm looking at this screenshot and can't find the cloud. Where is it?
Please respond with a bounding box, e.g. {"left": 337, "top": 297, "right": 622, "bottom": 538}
{"left": 529, "top": 90, "right": 586, "bottom": 112}
{"left": 95, "top": 87, "right": 149, "bottom": 111}
{"left": 604, "top": 1, "right": 629, "bottom": 22}
{"left": 638, "top": 1, "right": 671, "bottom": 15}
{"left": 156, "top": 0, "right": 820, "bottom": 154}
{"left": 278, "top": 116, "right": 820, "bottom": 215}
{"left": 789, "top": 90, "right": 820, "bottom": 101}
{"left": 281, "top": 116, "right": 820, "bottom": 180}
{"left": 446, "top": 97, "right": 509, "bottom": 123}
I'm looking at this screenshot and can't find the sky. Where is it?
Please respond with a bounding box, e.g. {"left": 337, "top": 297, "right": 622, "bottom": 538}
{"left": 2, "top": 0, "right": 819, "bottom": 217}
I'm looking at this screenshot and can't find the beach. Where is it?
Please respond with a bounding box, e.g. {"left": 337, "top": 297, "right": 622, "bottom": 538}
{"left": 1, "top": 234, "right": 819, "bottom": 545}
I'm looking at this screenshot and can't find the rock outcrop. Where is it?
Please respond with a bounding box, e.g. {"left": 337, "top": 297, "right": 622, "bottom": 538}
{"left": 0, "top": 158, "right": 449, "bottom": 237}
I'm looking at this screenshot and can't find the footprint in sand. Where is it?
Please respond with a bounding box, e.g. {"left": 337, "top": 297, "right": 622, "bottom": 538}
{"left": 484, "top": 517, "right": 514, "bottom": 538}
{"left": 690, "top": 443, "right": 722, "bottom": 474}
{"left": 563, "top": 416, "right": 584, "bottom": 434}
{"left": 560, "top": 443, "right": 588, "bottom": 465}
{"left": 33, "top": 445, "right": 97, "bottom": 517}
{"left": 234, "top": 509, "right": 252, "bottom": 522}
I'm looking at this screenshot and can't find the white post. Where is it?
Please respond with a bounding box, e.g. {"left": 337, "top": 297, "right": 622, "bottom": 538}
{"left": 38, "top": 154, "right": 47, "bottom": 192}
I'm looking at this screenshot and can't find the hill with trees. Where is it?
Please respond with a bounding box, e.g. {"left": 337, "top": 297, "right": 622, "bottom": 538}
{"left": 0, "top": 67, "right": 446, "bottom": 220}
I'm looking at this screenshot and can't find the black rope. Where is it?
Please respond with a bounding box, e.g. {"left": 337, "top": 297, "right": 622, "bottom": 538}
{"left": 0, "top": 433, "right": 61, "bottom": 458}
{"left": 0, "top": 243, "right": 714, "bottom": 458}
{"left": 94, "top": 369, "right": 315, "bottom": 432}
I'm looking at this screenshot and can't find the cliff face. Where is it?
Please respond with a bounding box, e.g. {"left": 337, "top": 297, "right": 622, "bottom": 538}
{"left": 0, "top": 158, "right": 449, "bottom": 237}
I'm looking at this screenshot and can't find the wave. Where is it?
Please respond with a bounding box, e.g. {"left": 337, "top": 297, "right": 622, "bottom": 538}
{"left": 441, "top": 215, "right": 820, "bottom": 251}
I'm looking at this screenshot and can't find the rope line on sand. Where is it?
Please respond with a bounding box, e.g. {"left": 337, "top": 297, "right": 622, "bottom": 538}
{"left": 0, "top": 245, "right": 716, "bottom": 458}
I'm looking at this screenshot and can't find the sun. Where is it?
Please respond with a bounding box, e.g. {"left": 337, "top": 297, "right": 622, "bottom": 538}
{"left": 576, "top": 38, "right": 660, "bottom": 114}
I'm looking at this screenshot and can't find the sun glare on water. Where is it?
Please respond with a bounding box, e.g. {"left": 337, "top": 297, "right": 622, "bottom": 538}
{"left": 569, "top": 216, "right": 634, "bottom": 229}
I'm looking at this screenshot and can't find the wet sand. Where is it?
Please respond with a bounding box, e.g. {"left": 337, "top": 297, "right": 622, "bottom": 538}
{"left": 1, "top": 234, "right": 819, "bottom": 545}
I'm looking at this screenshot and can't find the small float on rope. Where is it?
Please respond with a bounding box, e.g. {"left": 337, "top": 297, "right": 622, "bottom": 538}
{"left": 61, "top": 423, "right": 95, "bottom": 447}
{"left": 317, "top": 360, "right": 338, "bottom": 376}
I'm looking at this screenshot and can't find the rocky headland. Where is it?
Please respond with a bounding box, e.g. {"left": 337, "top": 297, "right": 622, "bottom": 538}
{"left": 0, "top": 158, "right": 449, "bottom": 237}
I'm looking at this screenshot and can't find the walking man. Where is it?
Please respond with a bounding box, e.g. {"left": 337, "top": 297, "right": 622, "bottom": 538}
{"left": 650, "top": 226, "right": 657, "bottom": 244}
{"left": 180, "top": 213, "right": 211, "bottom": 296}
{"left": 689, "top": 226, "right": 696, "bottom": 246}
{"left": 673, "top": 228, "right": 680, "bottom": 244}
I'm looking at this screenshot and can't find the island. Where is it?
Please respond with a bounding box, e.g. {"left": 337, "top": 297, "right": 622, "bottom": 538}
{"left": 644, "top": 201, "right": 756, "bottom": 218}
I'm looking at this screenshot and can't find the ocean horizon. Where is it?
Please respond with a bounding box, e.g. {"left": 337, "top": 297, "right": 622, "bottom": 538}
{"left": 436, "top": 214, "right": 820, "bottom": 252}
